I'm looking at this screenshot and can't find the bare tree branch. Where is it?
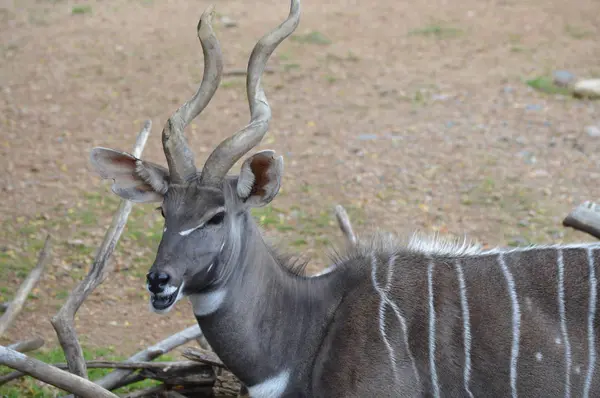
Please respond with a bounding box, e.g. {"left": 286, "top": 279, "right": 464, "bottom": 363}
{"left": 50, "top": 121, "right": 152, "bottom": 382}
{"left": 94, "top": 324, "right": 201, "bottom": 391}
{"left": 0, "top": 235, "right": 52, "bottom": 337}
{"left": 181, "top": 346, "right": 225, "bottom": 369}
{"left": 563, "top": 201, "right": 600, "bottom": 240}
{"left": 8, "top": 337, "right": 44, "bottom": 353}
{"left": 0, "top": 370, "right": 23, "bottom": 385}
{"left": 0, "top": 346, "right": 118, "bottom": 398}
{"left": 334, "top": 205, "right": 357, "bottom": 246}
{"left": 1, "top": 359, "right": 203, "bottom": 386}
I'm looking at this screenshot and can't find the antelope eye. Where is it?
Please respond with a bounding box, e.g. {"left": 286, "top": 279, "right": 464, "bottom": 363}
{"left": 207, "top": 211, "right": 225, "bottom": 225}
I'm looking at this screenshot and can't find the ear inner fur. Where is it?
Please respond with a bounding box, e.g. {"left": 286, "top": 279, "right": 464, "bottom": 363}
{"left": 249, "top": 156, "right": 271, "bottom": 198}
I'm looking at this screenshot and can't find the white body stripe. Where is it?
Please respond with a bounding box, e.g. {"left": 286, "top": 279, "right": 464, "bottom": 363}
{"left": 584, "top": 248, "right": 597, "bottom": 398}
{"left": 557, "top": 250, "right": 572, "bottom": 398}
{"left": 427, "top": 260, "right": 440, "bottom": 398}
{"left": 385, "top": 254, "right": 421, "bottom": 385}
{"left": 498, "top": 253, "right": 520, "bottom": 398}
{"left": 248, "top": 370, "right": 290, "bottom": 398}
{"left": 455, "top": 260, "right": 474, "bottom": 398}
{"left": 370, "top": 253, "right": 399, "bottom": 383}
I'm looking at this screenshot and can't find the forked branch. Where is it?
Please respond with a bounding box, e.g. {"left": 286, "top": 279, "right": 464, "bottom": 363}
{"left": 200, "top": 0, "right": 301, "bottom": 185}
{"left": 563, "top": 201, "right": 600, "bottom": 240}
{"left": 50, "top": 121, "right": 152, "bottom": 381}
{"left": 162, "top": 5, "right": 223, "bottom": 183}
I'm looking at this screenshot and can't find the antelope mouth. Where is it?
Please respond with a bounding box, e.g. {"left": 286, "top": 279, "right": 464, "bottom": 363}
{"left": 149, "top": 283, "right": 184, "bottom": 313}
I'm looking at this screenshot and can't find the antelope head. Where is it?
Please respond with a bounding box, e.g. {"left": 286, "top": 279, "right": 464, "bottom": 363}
{"left": 89, "top": 1, "right": 300, "bottom": 313}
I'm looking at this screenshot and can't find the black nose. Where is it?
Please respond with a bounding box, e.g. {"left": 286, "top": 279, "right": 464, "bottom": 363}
{"left": 146, "top": 271, "right": 170, "bottom": 294}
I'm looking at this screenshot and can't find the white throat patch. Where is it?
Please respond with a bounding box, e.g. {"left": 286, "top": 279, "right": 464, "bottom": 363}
{"left": 248, "top": 370, "right": 291, "bottom": 398}
{"left": 189, "top": 289, "right": 227, "bottom": 316}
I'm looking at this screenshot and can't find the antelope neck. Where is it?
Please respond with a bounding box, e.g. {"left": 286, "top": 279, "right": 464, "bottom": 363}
{"left": 190, "top": 213, "right": 343, "bottom": 390}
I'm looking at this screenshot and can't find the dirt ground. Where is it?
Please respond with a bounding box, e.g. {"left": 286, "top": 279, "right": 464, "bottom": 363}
{"left": 1, "top": 0, "right": 600, "bottom": 390}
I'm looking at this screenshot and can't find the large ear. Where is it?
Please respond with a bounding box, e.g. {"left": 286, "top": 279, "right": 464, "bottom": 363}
{"left": 236, "top": 150, "right": 283, "bottom": 207}
{"left": 90, "top": 147, "right": 169, "bottom": 203}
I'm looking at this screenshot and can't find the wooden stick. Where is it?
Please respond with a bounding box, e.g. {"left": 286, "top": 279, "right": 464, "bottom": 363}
{"left": 93, "top": 324, "right": 202, "bottom": 391}
{"left": 334, "top": 205, "right": 357, "bottom": 246}
{"left": 8, "top": 337, "right": 44, "bottom": 353}
{"left": 0, "top": 360, "right": 202, "bottom": 386}
{"left": 0, "top": 346, "right": 118, "bottom": 398}
{"left": 50, "top": 121, "right": 152, "bottom": 382}
{"left": 563, "top": 201, "right": 600, "bottom": 240}
{"left": 181, "top": 346, "right": 226, "bottom": 368}
{"left": 0, "top": 235, "right": 52, "bottom": 337}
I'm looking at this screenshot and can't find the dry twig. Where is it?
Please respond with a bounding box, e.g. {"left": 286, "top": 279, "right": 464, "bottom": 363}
{"left": 8, "top": 337, "right": 45, "bottom": 353}
{"left": 181, "top": 346, "right": 226, "bottom": 369}
{"left": 563, "top": 201, "right": 600, "bottom": 240}
{"left": 0, "top": 235, "right": 52, "bottom": 337}
{"left": 334, "top": 205, "right": 357, "bottom": 246}
{"left": 50, "top": 121, "right": 152, "bottom": 381}
{"left": 0, "top": 346, "right": 118, "bottom": 398}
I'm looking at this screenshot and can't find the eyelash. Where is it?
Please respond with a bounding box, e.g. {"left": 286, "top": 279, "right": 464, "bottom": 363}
{"left": 156, "top": 207, "right": 165, "bottom": 218}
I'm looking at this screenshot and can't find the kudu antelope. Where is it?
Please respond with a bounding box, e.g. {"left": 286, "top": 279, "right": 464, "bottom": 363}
{"left": 89, "top": 0, "right": 600, "bottom": 396}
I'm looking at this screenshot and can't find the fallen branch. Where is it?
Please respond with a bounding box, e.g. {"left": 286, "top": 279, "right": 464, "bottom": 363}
{"left": 8, "top": 337, "right": 45, "bottom": 353}
{"left": 0, "top": 235, "right": 52, "bottom": 337}
{"left": 1, "top": 359, "right": 207, "bottom": 386}
{"left": 563, "top": 201, "right": 600, "bottom": 240}
{"left": 334, "top": 205, "right": 357, "bottom": 246}
{"left": 51, "top": 121, "right": 152, "bottom": 381}
{"left": 0, "top": 346, "right": 118, "bottom": 398}
{"left": 181, "top": 347, "right": 226, "bottom": 369}
{"left": 94, "top": 324, "right": 202, "bottom": 391}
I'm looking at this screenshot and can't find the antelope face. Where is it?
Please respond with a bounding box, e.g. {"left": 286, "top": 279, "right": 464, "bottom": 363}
{"left": 90, "top": 148, "right": 283, "bottom": 314}
{"left": 145, "top": 184, "right": 227, "bottom": 312}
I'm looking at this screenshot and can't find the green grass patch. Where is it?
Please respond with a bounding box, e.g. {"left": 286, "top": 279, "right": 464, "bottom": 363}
{"left": 564, "top": 24, "right": 591, "bottom": 39}
{"left": 525, "top": 75, "right": 572, "bottom": 95}
{"left": 291, "top": 31, "right": 331, "bottom": 45}
{"left": 71, "top": 5, "right": 92, "bottom": 15}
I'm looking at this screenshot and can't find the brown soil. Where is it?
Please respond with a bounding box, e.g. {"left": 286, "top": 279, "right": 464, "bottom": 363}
{"left": 1, "top": 0, "right": 599, "bottom": 384}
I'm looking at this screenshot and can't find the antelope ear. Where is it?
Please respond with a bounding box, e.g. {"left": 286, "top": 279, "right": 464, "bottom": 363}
{"left": 236, "top": 150, "right": 283, "bottom": 208}
{"left": 90, "top": 147, "right": 169, "bottom": 203}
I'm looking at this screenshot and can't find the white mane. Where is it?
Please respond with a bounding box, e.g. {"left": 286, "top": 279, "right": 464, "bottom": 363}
{"left": 406, "top": 232, "right": 483, "bottom": 257}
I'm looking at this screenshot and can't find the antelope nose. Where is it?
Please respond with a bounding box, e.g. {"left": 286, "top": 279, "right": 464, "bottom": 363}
{"left": 146, "top": 271, "right": 170, "bottom": 294}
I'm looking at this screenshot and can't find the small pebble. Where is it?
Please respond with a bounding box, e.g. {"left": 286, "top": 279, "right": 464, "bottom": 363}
{"left": 357, "top": 134, "right": 377, "bottom": 141}
{"left": 220, "top": 16, "right": 238, "bottom": 28}
{"left": 585, "top": 125, "right": 600, "bottom": 137}
{"left": 553, "top": 70, "right": 576, "bottom": 87}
